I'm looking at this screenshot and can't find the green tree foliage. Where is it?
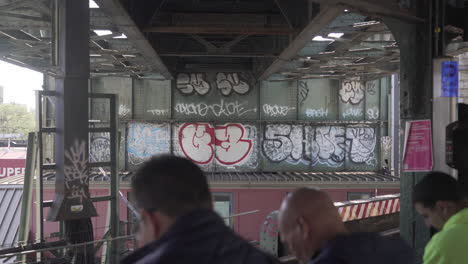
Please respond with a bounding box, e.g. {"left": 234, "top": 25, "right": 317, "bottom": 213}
{"left": 0, "top": 103, "right": 35, "bottom": 139}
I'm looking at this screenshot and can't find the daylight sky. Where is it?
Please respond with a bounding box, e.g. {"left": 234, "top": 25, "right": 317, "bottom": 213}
{"left": 0, "top": 61, "right": 43, "bottom": 110}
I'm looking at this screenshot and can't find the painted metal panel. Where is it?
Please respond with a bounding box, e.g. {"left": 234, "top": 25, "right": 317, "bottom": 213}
{"left": 173, "top": 122, "right": 259, "bottom": 172}
{"left": 338, "top": 78, "right": 365, "bottom": 120}
{"left": 260, "top": 81, "right": 297, "bottom": 120}
{"left": 379, "top": 77, "right": 390, "bottom": 121}
{"left": 344, "top": 125, "right": 379, "bottom": 171}
{"left": 214, "top": 123, "right": 259, "bottom": 172}
{"left": 89, "top": 132, "right": 110, "bottom": 163}
{"left": 0, "top": 186, "right": 22, "bottom": 251}
{"left": 91, "top": 77, "right": 132, "bottom": 120}
{"left": 173, "top": 72, "right": 258, "bottom": 121}
{"left": 364, "top": 79, "right": 381, "bottom": 120}
{"left": 173, "top": 122, "right": 214, "bottom": 172}
{"left": 261, "top": 124, "right": 347, "bottom": 172}
{"left": 127, "top": 122, "right": 171, "bottom": 170}
{"left": 298, "top": 79, "right": 339, "bottom": 120}
{"left": 133, "top": 79, "right": 171, "bottom": 120}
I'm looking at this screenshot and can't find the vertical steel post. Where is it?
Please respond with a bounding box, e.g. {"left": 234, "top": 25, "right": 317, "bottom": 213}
{"left": 49, "top": 0, "right": 97, "bottom": 263}
{"left": 109, "top": 94, "right": 120, "bottom": 263}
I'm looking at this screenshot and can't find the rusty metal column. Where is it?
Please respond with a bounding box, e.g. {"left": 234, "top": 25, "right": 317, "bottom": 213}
{"left": 48, "top": 0, "right": 97, "bottom": 263}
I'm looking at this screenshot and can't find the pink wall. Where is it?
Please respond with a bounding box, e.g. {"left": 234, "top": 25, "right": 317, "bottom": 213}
{"left": 32, "top": 187, "right": 399, "bottom": 243}
{"left": 213, "top": 188, "right": 399, "bottom": 241}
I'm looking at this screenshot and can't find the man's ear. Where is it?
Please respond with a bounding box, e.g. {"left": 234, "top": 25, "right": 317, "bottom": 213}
{"left": 297, "top": 216, "right": 310, "bottom": 240}
{"left": 142, "top": 210, "right": 162, "bottom": 238}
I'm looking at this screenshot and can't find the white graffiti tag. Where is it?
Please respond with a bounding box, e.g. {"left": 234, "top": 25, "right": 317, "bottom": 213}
{"left": 262, "top": 124, "right": 377, "bottom": 168}
{"left": 176, "top": 73, "right": 211, "bottom": 95}
{"left": 178, "top": 123, "right": 253, "bottom": 165}
{"left": 339, "top": 79, "right": 365, "bottom": 105}
{"left": 174, "top": 99, "right": 256, "bottom": 117}
{"left": 346, "top": 127, "right": 377, "bottom": 164}
{"left": 216, "top": 72, "right": 250, "bottom": 95}
{"left": 306, "top": 108, "right": 329, "bottom": 118}
{"left": 119, "top": 104, "right": 131, "bottom": 117}
{"left": 262, "top": 124, "right": 303, "bottom": 162}
{"left": 89, "top": 133, "right": 110, "bottom": 163}
{"left": 147, "top": 109, "right": 169, "bottom": 116}
{"left": 366, "top": 107, "right": 380, "bottom": 120}
{"left": 309, "top": 126, "right": 346, "bottom": 167}
{"left": 262, "top": 104, "right": 295, "bottom": 117}
{"left": 342, "top": 108, "right": 363, "bottom": 118}
{"left": 64, "top": 140, "right": 89, "bottom": 204}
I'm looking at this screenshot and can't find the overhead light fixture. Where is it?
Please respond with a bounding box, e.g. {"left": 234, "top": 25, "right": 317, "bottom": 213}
{"left": 344, "top": 9, "right": 349, "bottom": 12}
{"left": 312, "top": 36, "right": 334, "bottom": 41}
{"left": 327, "top": 32, "right": 344, "bottom": 38}
{"left": 113, "top": 34, "right": 127, "bottom": 39}
{"left": 93, "top": 30, "right": 113, "bottom": 36}
{"left": 89, "top": 0, "right": 99, "bottom": 8}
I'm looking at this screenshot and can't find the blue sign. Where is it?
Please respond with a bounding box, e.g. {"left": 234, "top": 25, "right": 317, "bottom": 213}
{"left": 441, "top": 61, "right": 458, "bottom": 97}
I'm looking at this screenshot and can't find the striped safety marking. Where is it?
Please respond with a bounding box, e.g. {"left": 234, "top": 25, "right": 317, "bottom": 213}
{"left": 337, "top": 198, "right": 400, "bottom": 222}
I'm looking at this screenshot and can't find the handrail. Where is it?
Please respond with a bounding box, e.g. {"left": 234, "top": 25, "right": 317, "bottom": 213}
{"left": 0, "top": 235, "right": 134, "bottom": 259}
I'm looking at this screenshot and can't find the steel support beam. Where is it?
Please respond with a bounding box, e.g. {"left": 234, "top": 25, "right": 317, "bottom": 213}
{"left": 96, "top": 0, "right": 173, "bottom": 79}
{"left": 312, "top": 0, "right": 425, "bottom": 23}
{"left": 257, "top": 5, "right": 342, "bottom": 80}
{"left": 144, "top": 26, "right": 296, "bottom": 35}
{"left": 48, "top": 1, "right": 96, "bottom": 262}
{"left": 383, "top": 1, "right": 432, "bottom": 262}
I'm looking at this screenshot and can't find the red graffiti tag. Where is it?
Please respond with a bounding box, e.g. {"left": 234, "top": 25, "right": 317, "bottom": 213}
{"left": 178, "top": 123, "right": 252, "bottom": 165}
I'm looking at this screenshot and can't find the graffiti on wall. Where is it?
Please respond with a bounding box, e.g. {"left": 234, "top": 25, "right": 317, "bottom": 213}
{"left": 366, "top": 107, "right": 380, "bottom": 120}
{"left": 147, "top": 109, "right": 169, "bottom": 116}
{"left": 127, "top": 123, "right": 170, "bottom": 165}
{"left": 64, "top": 140, "right": 90, "bottom": 204}
{"left": 216, "top": 73, "right": 250, "bottom": 95}
{"left": 177, "top": 72, "right": 251, "bottom": 96}
{"left": 90, "top": 133, "right": 110, "bottom": 163}
{"left": 119, "top": 104, "right": 131, "bottom": 117}
{"left": 263, "top": 104, "right": 296, "bottom": 117}
{"left": 298, "top": 81, "right": 310, "bottom": 104}
{"left": 306, "top": 108, "right": 329, "bottom": 118}
{"left": 176, "top": 73, "right": 211, "bottom": 95}
{"left": 262, "top": 124, "right": 377, "bottom": 167}
{"left": 178, "top": 123, "right": 253, "bottom": 165}
{"left": 174, "top": 99, "right": 256, "bottom": 117}
{"left": 339, "top": 79, "right": 365, "bottom": 105}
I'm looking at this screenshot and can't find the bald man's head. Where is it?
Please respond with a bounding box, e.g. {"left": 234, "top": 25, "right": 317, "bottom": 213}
{"left": 278, "top": 188, "right": 347, "bottom": 263}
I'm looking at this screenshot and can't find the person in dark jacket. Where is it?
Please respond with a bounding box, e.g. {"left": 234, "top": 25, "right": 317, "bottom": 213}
{"left": 278, "top": 187, "right": 414, "bottom": 264}
{"left": 121, "top": 155, "right": 278, "bottom": 264}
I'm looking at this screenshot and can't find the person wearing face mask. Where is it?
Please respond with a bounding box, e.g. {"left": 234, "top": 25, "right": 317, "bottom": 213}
{"left": 278, "top": 187, "right": 413, "bottom": 264}
{"left": 413, "top": 171, "right": 468, "bottom": 264}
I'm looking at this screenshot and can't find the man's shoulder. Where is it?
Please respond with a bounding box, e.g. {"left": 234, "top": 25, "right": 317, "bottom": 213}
{"left": 425, "top": 223, "right": 468, "bottom": 253}
{"left": 311, "top": 233, "right": 413, "bottom": 264}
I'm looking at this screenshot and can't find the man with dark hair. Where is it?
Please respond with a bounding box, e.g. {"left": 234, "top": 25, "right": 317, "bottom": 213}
{"left": 121, "top": 155, "right": 278, "bottom": 264}
{"left": 413, "top": 171, "right": 468, "bottom": 264}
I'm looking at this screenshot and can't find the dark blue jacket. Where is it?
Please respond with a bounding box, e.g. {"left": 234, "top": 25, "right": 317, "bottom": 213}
{"left": 310, "top": 233, "right": 414, "bottom": 264}
{"left": 121, "top": 209, "right": 278, "bottom": 264}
